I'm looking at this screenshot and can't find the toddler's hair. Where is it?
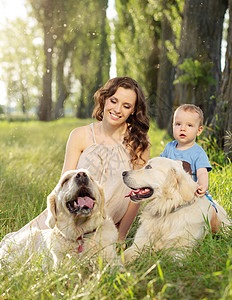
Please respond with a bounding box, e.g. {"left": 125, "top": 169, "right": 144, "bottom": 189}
{"left": 174, "top": 104, "right": 204, "bottom": 126}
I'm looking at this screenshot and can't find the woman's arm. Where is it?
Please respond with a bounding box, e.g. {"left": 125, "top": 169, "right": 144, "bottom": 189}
{"left": 61, "top": 127, "right": 88, "bottom": 175}
{"left": 118, "top": 143, "right": 150, "bottom": 242}
{"left": 118, "top": 201, "right": 140, "bottom": 242}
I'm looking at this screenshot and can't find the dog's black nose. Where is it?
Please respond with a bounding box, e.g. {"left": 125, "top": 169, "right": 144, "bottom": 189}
{"left": 122, "top": 171, "right": 128, "bottom": 177}
{"left": 76, "top": 172, "right": 87, "bottom": 178}
{"left": 75, "top": 172, "right": 88, "bottom": 185}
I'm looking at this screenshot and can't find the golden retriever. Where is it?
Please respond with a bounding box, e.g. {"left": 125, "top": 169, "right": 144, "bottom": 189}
{"left": 122, "top": 157, "right": 231, "bottom": 261}
{"left": 0, "top": 169, "right": 118, "bottom": 268}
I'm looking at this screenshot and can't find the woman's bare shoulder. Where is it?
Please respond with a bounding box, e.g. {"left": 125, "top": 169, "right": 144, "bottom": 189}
{"left": 68, "top": 124, "right": 93, "bottom": 148}
{"left": 70, "top": 124, "right": 91, "bottom": 136}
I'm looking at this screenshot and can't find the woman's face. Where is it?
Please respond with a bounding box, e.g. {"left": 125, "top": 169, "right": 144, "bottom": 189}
{"left": 103, "top": 87, "right": 136, "bottom": 126}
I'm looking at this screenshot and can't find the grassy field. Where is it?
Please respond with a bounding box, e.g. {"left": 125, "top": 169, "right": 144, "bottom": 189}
{"left": 0, "top": 119, "right": 232, "bottom": 299}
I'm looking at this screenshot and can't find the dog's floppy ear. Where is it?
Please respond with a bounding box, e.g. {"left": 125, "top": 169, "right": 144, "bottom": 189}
{"left": 175, "top": 168, "right": 196, "bottom": 202}
{"left": 162, "top": 168, "right": 179, "bottom": 198}
{"left": 178, "top": 175, "right": 196, "bottom": 201}
{"left": 162, "top": 167, "right": 195, "bottom": 202}
{"left": 46, "top": 190, "right": 57, "bottom": 228}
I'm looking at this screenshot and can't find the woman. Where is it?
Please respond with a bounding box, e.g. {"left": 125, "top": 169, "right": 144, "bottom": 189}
{"left": 62, "top": 76, "right": 150, "bottom": 241}
{"left": 1, "top": 76, "right": 150, "bottom": 245}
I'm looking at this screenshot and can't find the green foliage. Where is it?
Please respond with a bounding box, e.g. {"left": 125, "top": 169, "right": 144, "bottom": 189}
{"left": 149, "top": 120, "right": 170, "bottom": 157}
{"left": 225, "top": 131, "right": 232, "bottom": 153}
{"left": 165, "top": 40, "right": 179, "bottom": 66}
{"left": 174, "top": 58, "right": 217, "bottom": 89}
{"left": 209, "top": 162, "right": 232, "bottom": 213}
{"left": 148, "top": 0, "right": 184, "bottom": 66}
{"left": 0, "top": 119, "right": 232, "bottom": 299}
{"left": 0, "top": 17, "right": 43, "bottom": 113}
{"left": 0, "top": 105, "right": 5, "bottom": 114}
{"left": 70, "top": 0, "right": 110, "bottom": 117}
{"left": 0, "top": 0, "right": 110, "bottom": 118}
{"left": 33, "top": 0, "right": 110, "bottom": 118}
{"left": 0, "top": 113, "right": 38, "bottom": 122}
{"left": 0, "top": 119, "right": 90, "bottom": 233}
{"left": 115, "top": 0, "right": 159, "bottom": 95}
{"left": 199, "top": 134, "right": 227, "bottom": 167}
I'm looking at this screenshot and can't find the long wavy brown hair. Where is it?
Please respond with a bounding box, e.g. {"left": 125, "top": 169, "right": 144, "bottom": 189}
{"left": 92, "top": 76, "right": 150, "bottom": 166}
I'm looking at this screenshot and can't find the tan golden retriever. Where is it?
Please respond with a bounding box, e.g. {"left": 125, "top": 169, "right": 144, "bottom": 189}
{"left": 122, "top": 157, "right": 231, "bottom": 262}
{"left": 0, "top": 169, "right": 118, "bottom": 268}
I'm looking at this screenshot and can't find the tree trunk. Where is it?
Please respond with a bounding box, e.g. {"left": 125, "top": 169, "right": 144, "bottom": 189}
{"left": 156, "top": 0, "right": 175, "bottom": 129}
{"left": 146, "top": 23, "right": 160, "bottom": 119}
{"left": 55, "top": 47, "right": 69, "bottom": 119}
{"left": 88, "top": 2, "right": 108, "bottom": 117}
{"left": 76, "top": 91, "right": 86, "bottom": 119}
{"left": 175, "top": 0, "right": 228, "bottom": 124}
{"left": 211, "top": 0, "right": 232, "bottom": 158}
{"left": 224, "top": 1, "right": 232, "bottom": 157}
{"left": 76, "top": 75, "right": 86, "bottom": 119}
{"left": 38, "top": 1, "right": 55, "bottom": 121}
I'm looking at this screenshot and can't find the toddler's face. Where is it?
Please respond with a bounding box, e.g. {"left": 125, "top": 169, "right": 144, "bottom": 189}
{"left": 173, "top": 109, "right": 203, "bottom": 148}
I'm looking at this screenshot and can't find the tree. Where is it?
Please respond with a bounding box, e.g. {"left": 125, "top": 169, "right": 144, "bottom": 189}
{"left": 29, "top": 0, "right": 110, "bottom": 120}
{"left": 211, "top": 1, "right": 232, "bottom": 158}
{"left": 115, "top": 0, "right": 160, "bottom": 111}
{"left": 54, "top": 42, "right": 70, "bottom": 119}
{"left": 53, "top": 0, "right": 74, "bottom": 120}
{"left": 73, "top": 0, "right": 110, "bottom": 118}
{"left": 30, "top": 0, "right": 58, "bottom": 121}
{"left": 114, "top": 0, "right": 184, "bottom": 121}
{"left": 153, "top": 0, "right": 183, "bottom": 128}
{"left": 174, "top": 0, "right": 228, "bottom": 124}
{"left": 0, "top": 18, "right": 43, "bottom": 114}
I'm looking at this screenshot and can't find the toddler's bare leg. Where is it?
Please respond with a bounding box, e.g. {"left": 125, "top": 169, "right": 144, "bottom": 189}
{"left": 210, "top": 209, "right": 222, "bottom": 233}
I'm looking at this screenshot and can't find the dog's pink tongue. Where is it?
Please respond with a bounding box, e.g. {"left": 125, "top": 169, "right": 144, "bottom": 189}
{"left": 77, "top": 197, "right": 94, "bottom": 208}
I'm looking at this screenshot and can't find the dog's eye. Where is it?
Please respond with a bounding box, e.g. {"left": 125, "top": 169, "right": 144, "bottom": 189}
{"left": 145, "top": 165, "right": 152, "bottom": 169}
{"left": 61, "top": 178, "right": 69, "bottom": 186}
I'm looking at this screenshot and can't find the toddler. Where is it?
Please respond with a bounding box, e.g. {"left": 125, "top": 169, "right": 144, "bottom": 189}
{"left": 160, "top": 104, "right": 221, "bottom": 232}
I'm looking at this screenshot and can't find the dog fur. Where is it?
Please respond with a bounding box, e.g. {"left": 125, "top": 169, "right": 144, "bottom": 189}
{"left": 0, "top": 169, "right": 118, "bottom": 268}
{"left": 122, "top": 157, "right": 231, "bottom": 262}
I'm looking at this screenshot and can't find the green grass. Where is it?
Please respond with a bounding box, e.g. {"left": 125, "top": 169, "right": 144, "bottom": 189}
{"left": 0, "top": 118, "right": 232, "bottom": 299}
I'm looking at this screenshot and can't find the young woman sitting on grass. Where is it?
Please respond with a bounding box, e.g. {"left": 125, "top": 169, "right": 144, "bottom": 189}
{"left": 0, "top": 76, "right": 150, "bottom": 246}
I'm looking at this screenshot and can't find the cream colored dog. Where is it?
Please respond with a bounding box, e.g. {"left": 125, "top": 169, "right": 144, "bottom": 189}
{"left": 0, "top": 169, "right": 118, "bottom": 268}
{"left": 122, "top": 157, "right": 231, "bottom": 262}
